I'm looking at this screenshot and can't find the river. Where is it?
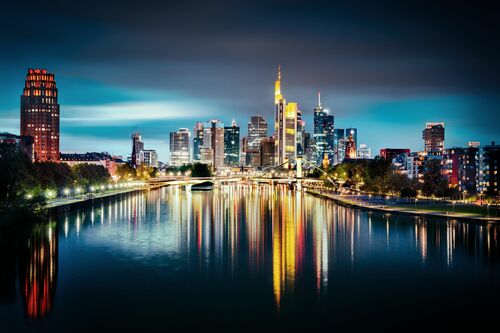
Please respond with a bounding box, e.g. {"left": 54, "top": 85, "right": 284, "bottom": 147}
{"left": 1, "top": 185, "right": 499, "bottom": 331}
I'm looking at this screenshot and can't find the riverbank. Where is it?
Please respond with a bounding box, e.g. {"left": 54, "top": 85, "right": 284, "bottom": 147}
{"left": 305, "top": 188, "right": 500, "bottom": 223}
{"left": 46, "top": 183, "right": 165, "bottom": 209}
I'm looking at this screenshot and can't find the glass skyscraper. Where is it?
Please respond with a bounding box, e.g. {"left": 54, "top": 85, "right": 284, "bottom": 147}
{"left": 224, "top": 120, "right": 240, "bottom": 166}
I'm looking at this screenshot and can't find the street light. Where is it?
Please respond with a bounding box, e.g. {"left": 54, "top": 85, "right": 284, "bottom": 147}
{"left": 64, "top": 188, "right": 70, "bottom": 198}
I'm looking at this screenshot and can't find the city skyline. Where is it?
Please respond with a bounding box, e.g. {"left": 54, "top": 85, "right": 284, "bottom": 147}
{"left": 1, "top": 1, "right": 499, "bottom": 161}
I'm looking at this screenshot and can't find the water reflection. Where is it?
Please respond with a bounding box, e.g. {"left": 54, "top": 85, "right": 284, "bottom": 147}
{"left": 1, "top": 184, "right": 499, "bottom": 326}
{"left": 0, "top": 224, "right": 57, "bottom": 320}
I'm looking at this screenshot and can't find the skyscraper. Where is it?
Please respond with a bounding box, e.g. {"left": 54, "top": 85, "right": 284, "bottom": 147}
{"left": 20, "top": 69, "right": 60, "bottom": 161}
{"left": 203, "top": 120, "right": 224, "bottom": 168}
{"left": 131, "top": 132, "right": 144, "bottom": 168}
{"left": 169, "top": 128, "right": 191, "bottom": 166}
{"left": 224, "top": 120, "right": 240, "bottom": 166}
{"left": 193, "top": 121, "right": 204, "bottom": 162}
{"left": 334, "top": 128, "right": 345, "bottom": 165}
{"left": 142, "top": 150, "right": 158, "bottom": 168}
{"left": 423, "top": 122, "right": 445, "bottom": 153}
{"left": 345, "top": 127, "right": 357, "bottom": 150}
{"left": 296, "top": 108, "right": 305, "bottom": 156}
{"left": 274, "top": 66, "right": 297, "bottom": 166}
{"left": 246, "top": 115, "right": 268, "bottom": 166}
{"left": 345, "top": 132, "right": 356, "bottom": 159}
{"left": 313, "top": 93, "right": 334, "bottom": 164}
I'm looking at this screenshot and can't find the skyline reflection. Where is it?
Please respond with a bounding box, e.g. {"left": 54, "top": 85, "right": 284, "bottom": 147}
{"left": 1, "top": 185, "right": 499, "bottom": 326}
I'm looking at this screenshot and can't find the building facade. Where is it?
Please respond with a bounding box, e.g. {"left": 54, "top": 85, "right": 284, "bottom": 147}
{"left": 274, "top": 66, "right": 297, "bottom": 166}
{"left": 20, "top": 69, "right": 60, "bottom": 162}
{"left": 246, "top": 115, "right": 268, "bottom": 166}
{"left": 169, "top": 128, "right": 191, "bottom": 166}
{"left": 193, "top": 122, "right": 204, "bottom": 162}
{"left": 423, "top": 122, "right": 445, "bottom": 153}
{"left": 142, "top": 149, "right": 158, "bottom": 168}
{"left": 131, "top": 132, "right": 144, "bottom": 168}
{"left": 224, "top": 120, "right": 240, "bottom": 166}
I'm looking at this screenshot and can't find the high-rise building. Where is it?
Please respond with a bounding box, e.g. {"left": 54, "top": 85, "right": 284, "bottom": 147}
{"left": 333, "top": 128, "right": 345, "bottom": 165}
{"left": 345, "top": 132, "right": 356, "bottom": 160}
{"left": 20, "top": 69, "right": 60, "bottom": 161}
{"left": 477, "top": 142, "right": 499, "bottom": 196}
{"left": 313, "top": 93, "right": 334, "bottom": 164}
{"left": 357, "top": 144, "right": 371, "bottom": 159}
{"left": 345, "top": 128, "right": 357, "bottom": 150}
{"left": 202, "top": 120, "right": 224, "bottom": 168}
{"left": 296, "top": 108, "right": 305, "bottom": 156}
{"left": 193, "top": 122, "right": 204, "bottom": 162}
{"left": 169, "top": 128, "right": 191, "bottom": 166}
{"left": 260, "top": 136, "right": 275, "bottom": 167}
{"left": 224, "top": 120, "right": 240, "bottom": 166}
{"left": 274, "top": 66, "right": 297, "bottom": 166}
{"left": 423, "top": 122, "right": 445, "bottom": 153}
{"left": 246, "top": 115, "right": 268, "bottom": 166}
{"left": 131, "top": 132, "right": 144, "bottom": 168}
{"left": 142, "top": 149, "right": 158, "bottom": 168}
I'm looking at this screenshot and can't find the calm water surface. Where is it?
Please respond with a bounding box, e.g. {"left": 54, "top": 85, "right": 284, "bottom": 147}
{"left": 1, "top": 185, "right": 499, "bottom": 332}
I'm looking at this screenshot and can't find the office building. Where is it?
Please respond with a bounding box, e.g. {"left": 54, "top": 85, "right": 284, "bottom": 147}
{"left": 477, "top": 142, "right": 499, "bottom": 196}
{"left": 423, "top": 122, "right": 445, "bottom": 153}
{"left": 169, "top": 128, "right": 191, "bottom": 166}
{"left": 357, "top": 144, "right": 371, "bottom": 159}
{"left": 274, "top": 66, "right": 297, "bottom": 166}
{"left": 246, "top": 115, "right": 268, "bottom": 166}
{"left": 142, "top": 149, "right": 158, "bottom": 168}
{"left": 20, "top": 69, "right": 60, "bottom": 161}
{"left": 131, "top": 132, "right": 144, "bottom": 168}
{"left": 193, "top": 122, "right": 204, "bottom": 162}
{"left": 224, "top": 120, "right": 240, "bottom": 166}
{"left": 313, "top": 92, "right": 334, "bottom": 164}
{"left": 260, "top": 136, "right": 275, "bottom": 167}
{"left": 202, "top": 120, "right": 224, "bottom": 168}
{"left": 0, "top": 132, "right": 33, "bottom": 160}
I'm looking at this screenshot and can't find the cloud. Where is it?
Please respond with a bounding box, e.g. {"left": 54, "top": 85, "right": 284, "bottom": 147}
{"left": 61, "top": 101, "right": 221, "bottom": 126}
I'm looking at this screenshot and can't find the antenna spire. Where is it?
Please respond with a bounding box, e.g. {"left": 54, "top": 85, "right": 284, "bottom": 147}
{"left": 278, "top": 64, "right": 281, "bottom": 80}
{"left": 318, "top": 91, "right": 321, "bottom": 107}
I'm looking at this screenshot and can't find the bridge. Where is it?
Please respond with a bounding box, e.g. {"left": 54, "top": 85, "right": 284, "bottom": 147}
{"left": 147, "top": 156, "right": 331, "bottom": 191}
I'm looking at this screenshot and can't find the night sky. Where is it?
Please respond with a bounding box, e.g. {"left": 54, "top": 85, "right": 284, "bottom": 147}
{"left": 1, "top": 0, "right": 499, "bottom": 161}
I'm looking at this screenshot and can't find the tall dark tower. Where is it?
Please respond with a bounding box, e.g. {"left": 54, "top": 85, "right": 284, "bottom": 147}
{"left": 20, "top": 69, "right": 60, "bottom": 161}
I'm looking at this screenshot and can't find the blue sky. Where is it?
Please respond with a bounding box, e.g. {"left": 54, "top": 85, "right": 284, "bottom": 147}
{"left": 1, "top": 1, "right": 499, "bottom": 162}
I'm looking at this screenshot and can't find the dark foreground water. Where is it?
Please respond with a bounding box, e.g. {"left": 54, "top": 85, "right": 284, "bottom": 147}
{"left": 1, "top": 185, "right": 499, "bottom": 332}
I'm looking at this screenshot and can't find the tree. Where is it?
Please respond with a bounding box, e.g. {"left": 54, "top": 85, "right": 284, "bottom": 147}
{"left": 191, "top": 163, "right": 212, "bottom": 177}
{"left": 422, "top": 159, "right": 448, "bottom": 197}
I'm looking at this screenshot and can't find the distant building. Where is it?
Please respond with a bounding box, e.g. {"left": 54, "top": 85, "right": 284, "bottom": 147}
{"left": 202, "top": 120, "right": 224, "bottom": 168}
{"left": 260, "top": 136, "right": 275, "bottom": 167}
{"left": 380, "top": 148, "right": 411, "bottom": 160}
{"left": 345, "top": 128, "right": 357, "bottom": 150}
{"left": 313, "top": 93, "right": 334, "bottom": 164}
{"left": 169, "top": 128, "right": 191, "bottom": 166}
{"left": 20, "top": 69, "right": 60, "bottom": 162}
{"left": 192, "top": 122, "right": 204, "bottom": 162}
{"left": 142, "top": 149, "right": 158, "bottom": 168}
{"left": 296, "top": 108, "right": 305, "bottom": 156}
{"left": 423, "top": 122, "right": 445, "bottom": 153}
{"left": 333, "top": 129, "right": 345, "bottom": 165}
{"left": 477, "top": 142, "right": 499, "bottom": 196}
{"left": 131, "top": 132, "right": 144, "bottom": 168}
{"left": 274, "top": 66, "right": 297, "bottom": 166}
{"left": 246, "top": 115, "right": 267, "bottom": 166}
{"left": 60, "top": 152, "right": 125, "bottom": 176}
{"left": 446, "top": 147, "right": 478, "bottom": 193}
{"left": 345, "top": 132, "right": 357, "bottom": 160}
{"left": 224, "top": 120, "right": 240, "bottom": 166}
{"left": 0, "top": 132, "right": 33, "bottom": 160}
{"left": 303, "top": 132, "right": 315, "bottom": 162}
{"left": 357, "top": 144, "right": 371, "bottom": 159}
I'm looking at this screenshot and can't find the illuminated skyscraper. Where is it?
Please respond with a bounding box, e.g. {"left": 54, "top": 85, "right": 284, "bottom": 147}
{"left": 20, "top": 69, "right": 60, "bottom": 161}
{"left": 193, "top": 121, "right": 204, "bottom": 162}
{"left": 296, "top": 108, "right": 305, "bottom": 156}
{"left": 313, "top": 93, "right": 334, "bottom": 164}
{"left": 224, "top": 120, "right": 240, "bottom": 166}
{"left": 202, "top": 120, "right": 224, "bottom": 168}
{"left": 131, "top": 132, "right": 144, "bottom": 168}
{"left": 345, "top": 132, "right": 357, "bottom": 159}
{"left": 345, "top": 127, "right": 357, "bottom": 151}
{"left": 246, "top": 115, "right": 268, "bottom": 166}
{"left": 274, "top": 66, "right": 297, "bottom": 166}
{"left": 169, "top": 128, "right": 191, "bottom": 166}
{"left": 423, "top": 122, "right": 445, "bottom": 152}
